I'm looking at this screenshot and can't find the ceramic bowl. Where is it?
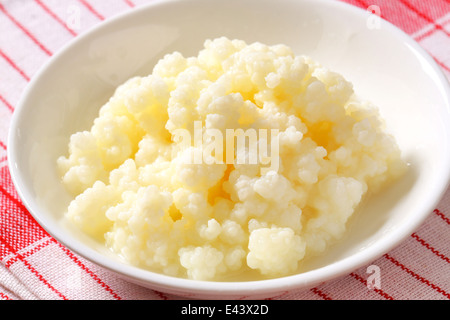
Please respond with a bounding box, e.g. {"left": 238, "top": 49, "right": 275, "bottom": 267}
{"left": 8, "top": 0, "right": 450, "bottom": 299}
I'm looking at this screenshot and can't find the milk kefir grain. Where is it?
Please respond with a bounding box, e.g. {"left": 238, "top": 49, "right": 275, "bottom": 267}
{"left": 58, "top": 37, "right": 406, "bottom": 280}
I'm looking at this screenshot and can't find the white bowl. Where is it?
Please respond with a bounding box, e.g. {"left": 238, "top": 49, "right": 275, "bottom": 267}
{"left": 8, "top": 0, "right": 450, "bottom": 299}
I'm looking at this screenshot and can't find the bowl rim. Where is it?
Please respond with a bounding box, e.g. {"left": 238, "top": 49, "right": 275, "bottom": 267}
{"left": 7, "top": 0, "right": 450, "bottom": 297}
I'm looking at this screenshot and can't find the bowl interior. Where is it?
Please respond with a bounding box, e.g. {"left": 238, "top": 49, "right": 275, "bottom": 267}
{"left": 8, "top": 0, "right": 450, "bottom": 298}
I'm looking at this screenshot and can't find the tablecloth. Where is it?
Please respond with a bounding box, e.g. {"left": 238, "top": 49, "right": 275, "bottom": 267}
{"left": 0, "top": 0, "right": 449, "bottom": 300}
